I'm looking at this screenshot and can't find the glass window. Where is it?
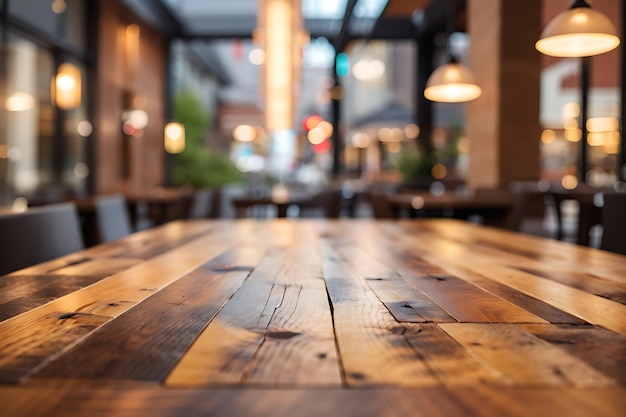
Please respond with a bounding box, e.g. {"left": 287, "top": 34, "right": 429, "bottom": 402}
{"left": 2, "top": 32, "right": 55, "bottom": 195}
{"left": 9, "top": 0, "right": 87, "bottom": 50}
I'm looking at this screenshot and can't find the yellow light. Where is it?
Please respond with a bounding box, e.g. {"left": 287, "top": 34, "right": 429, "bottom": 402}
{"left": 53, "top": 63, "right": 81, "bottom": 109}
{"left": 561, "top": 102, "right": 580, "bottom": 119}
{"left": 386, "top": 142, "right": 401, "bottom": 153}
{"left": 378, "top": 127, "right": 393, "bottom": 142}
{"left": 587, "top": 132, "right": 604, "bottom": 146}
{"left": 457, "top": 136, "right": 470, "bottom": 154}
{"left": 317, "top": 121, "right": 334, "bottom": 138}
{"left": 536, "top": 6, "right": 620, "bottom": 57}
{"left": 541, "top": 129, "right": 556, "bottom": 144}
{"left": 233, "top": 124, "right": 257, "bottom": 142}
{"left": 51, "top": 0, "right": 66, "bottom": 14}
{"left": 431, "top": 164, "right": 447, "bottom": 180}
{"left": 564, "top": 127, "right": 582, "bottom": 142}
{"left": 587, "top": 116, "right": 619, "bottom": 132}
{"left": 424, "top": 62, "right": 481, "bottom": 103}
{"left": 563, "top": 118, "right": 579, "bottom": 129}
{"left": 561, "top": 174, "right": 578, "bottom": 190}
{"left": 404, "top": 123, "right": 420, "bottom": 139}
{"left": 351, "top": 132, "right": 370, "bottom": 148}
{"left": 164, "top": 122, "right": 185, "bottom": 154}
{"left": 5, "top": 92, "right": 35, "bottom": 111}
{"left": 307, "top": 127, "right": 326, "bottom": 145}
{"left": 411, "top": 196, "right": 425, "bottom": 209}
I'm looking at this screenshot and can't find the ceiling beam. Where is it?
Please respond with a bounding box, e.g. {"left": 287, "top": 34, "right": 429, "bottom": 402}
{"left": 334, "top": 0, "right": 359, "bottom": 52}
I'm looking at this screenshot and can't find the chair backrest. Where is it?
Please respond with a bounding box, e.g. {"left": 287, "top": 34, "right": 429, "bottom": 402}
{"left": 600, "top": 193, "right": 626, "bottom": 255}
{"left": 367, "top": 192, "right": 395, "bottom": 219}
{"left": 94, "top": 194, "right": 133, "bottom": 243}
{"left": 0, "top": 203, "right": 84, "bottom": 275}
{"left": 189, "top": 189, "right": 217, "bottom": 218}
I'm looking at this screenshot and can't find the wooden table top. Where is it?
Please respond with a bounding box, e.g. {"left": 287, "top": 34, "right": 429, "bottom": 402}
{"left": 1, "top": 219, "right": 624, "bottom": 416}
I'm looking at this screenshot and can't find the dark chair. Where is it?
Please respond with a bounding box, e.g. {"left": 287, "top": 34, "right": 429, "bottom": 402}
{"left": 367, "top": 192, "right": 395, "bottom": 219}
{"left": 0, "top": 203, "right": 84, "bottom": 275}
{"left": 600, "top": 193, "right": 626, "bottom": 255}
{"left": 94, "top": 194, "right": 133, "bottom": 243}
{"left": 188, "top": 189, "right": 219, "bottom": 218}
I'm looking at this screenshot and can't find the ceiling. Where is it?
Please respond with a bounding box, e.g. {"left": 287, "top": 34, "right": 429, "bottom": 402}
{"left": 123, "top": 0, "right": 436, "bottom": 41}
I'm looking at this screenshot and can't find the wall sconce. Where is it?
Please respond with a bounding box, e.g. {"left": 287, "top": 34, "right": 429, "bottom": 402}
{"left": 125, "top": 24, "right": 140, "bottom": 79}
{"left": 535, "top": 0, "right": 619, "bottom": 58}
{"left": 164, "top": 122, "right": 185, "bottom": 154}
{"left": 53, "top": 62, "right": 81, "bottom": 109}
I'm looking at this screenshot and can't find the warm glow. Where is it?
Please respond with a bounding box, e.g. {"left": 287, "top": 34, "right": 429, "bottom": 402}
{"left": 260, "top": 0, "right": 300, "bottom": 132}
{"left": 587, "top": 117, "right": 619, "bottom": 132}
{"left": 561, "top": 102, "right": 580, "bottom": 119}
{"left": 536, "top": 6, "right": 620, "bottom": 57}
{"left": 352, "top": 132, "right": 370, "bottom": 148}
{"left": 431, "top": 164, "right": 447, "bottom": 179}
{"left": 307, "top": 127, "right": 326, "bottom": 145}
{"left": 541, "top": 129, "right": 556, "bottom": 144}
{"left": 233, "top": 124, "right": 257, "bottom": 142}
{"left": 317, "top": 121, "right": 334, "bottom": 138}
{"left": 564, "top": 127, "right": 582, "bottom": 142}
{"left": 425, "top": 62, "right": 481, "bottom": 103}
{"left": 378, "top": 127, "right": 393, "bottom": 142}
{"left": 51, "top": 0, "right": 66, "bottom": 14}
{"left": 125, "top": 24, "right": 140, "bottom": 78}
{"left": 411, "top": 196, "right": 425, "bottom": 210}
{"left": 352, "top": 58, "right": 386, "bottom": 81}
{"left": 12, "top": 197, "right": 28, "bottom": 213}
{"left": 54, "top": 63, "right": 81, "bottom": 109}
{"left": 164, "top": 122, "right": 185, "bottom": 154}
{"left": 404, "top": 124, "right": 420, "bottom": 139}
{"left": 386, "top": 142, "right": 401, "bottom": 153}
{"left": 457, "top": 137, "right": 470, "bottom": 154}
{"left": 0, "top": 145, "right": 7, "bottom": 159}
{"left": 304, "top": 115, "right": 323, "bottom": 131}
{"left": 561, "top": 174, "right": 578, "bottom": 190}
{"left": 6, "top": 92, "right": 35, "bottom": 111}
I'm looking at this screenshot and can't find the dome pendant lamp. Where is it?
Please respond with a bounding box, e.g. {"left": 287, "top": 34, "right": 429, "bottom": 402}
{"left": 535, "top": 0, "right": 620, "bottom": 58}
{"left": 424, "top": 0, "right": 481, "bottom": 103}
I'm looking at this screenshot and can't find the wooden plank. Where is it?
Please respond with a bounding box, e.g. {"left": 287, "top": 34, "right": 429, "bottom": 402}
{"left": 440, "top": 323, "right": 617, "bottom": 387}
{"left": 513, "top": 267, "right": 626, "bottom": 305}
{"left": 321, "top": 241, "right": 441, "bottom": 387}
{"left": 402, "top": 323, "right": 503, "bottom": 386}
{"left": 1, "top": 383, "right": 625, "bottom": 417}
{"left": 168, "top": 223, "right": 341, "bottom": 387}
{"left": 518, "top": 323, "right": 626, "bottom": 385}
{"left": 0, "top": 275, "right": 105, "bottom": 323}
{"left": 34, "top": 246, "right": 266, "bottom": 381}
{"left": 329, "top": 238, "right": 454, "bottom": 323}
{"left": 0, "top": 223, "right": 239, "bottom": 384}
{"left": 386, "top": 232, "right": 588, "bottom": 325}
{"left": 48, "top": 257, "right": 142, "bottom": 278}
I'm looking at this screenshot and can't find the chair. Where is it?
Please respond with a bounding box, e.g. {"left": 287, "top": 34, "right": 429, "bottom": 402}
{"left": 298, "top": 188, "right": 343, "bottom": 219}
{"left": 0, "top": 203, "right": 84, "bottom": 275}
{"left": 188, "top": 189, "right": 219, "bottom": 218}
{"left": 600, "top": 193, "right": 626, "bottom": 255}
{"left": 366, "top": 192, "right": 395, "bottom": 219}
{"left": 94, "top": 194, "right": 133, "bottom": 243}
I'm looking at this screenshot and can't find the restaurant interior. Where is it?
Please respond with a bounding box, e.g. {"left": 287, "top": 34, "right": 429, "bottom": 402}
{"left": 0, "top": 1, "right": 625, "bottom": 416}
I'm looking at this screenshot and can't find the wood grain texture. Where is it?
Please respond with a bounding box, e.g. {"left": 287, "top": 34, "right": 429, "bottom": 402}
{"left": 168, "top": 223, "right": 341, "bottom": 387}
{"left": 518, "top": 323, "right": 626, "bottom": 385}
{"left": 440, "top": 323, "right": 617, "bottom": 387}
{"left": 1, "top": 219, "right": 625, "bottom": 417}
{"left": 0, "top": 223, "right": 241, "bottom": 383}
{"left": 0, "top": 384, "right": 624, "bottom": 417}
{"left": 34, "top": 247, "right": 266, "bottom": 381}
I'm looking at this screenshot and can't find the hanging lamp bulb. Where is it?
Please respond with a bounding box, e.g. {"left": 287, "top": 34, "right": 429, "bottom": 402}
{"left": 424, "top": 57, "right": 481, "bottom": 103}
{"left": 535, "top": 0, "right": 619, "bottom": 57}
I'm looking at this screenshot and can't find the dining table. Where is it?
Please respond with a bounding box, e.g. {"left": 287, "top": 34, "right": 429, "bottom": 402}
{"left": 0, "top": 219, "right": 624, "bottom": 416}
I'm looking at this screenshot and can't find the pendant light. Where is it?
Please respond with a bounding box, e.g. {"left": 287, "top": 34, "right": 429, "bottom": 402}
{"left": 424, "top": 0, "right": 481, "bottom": 103}
{"left": 535, "top": 0, "right": 620, "bottom": 58}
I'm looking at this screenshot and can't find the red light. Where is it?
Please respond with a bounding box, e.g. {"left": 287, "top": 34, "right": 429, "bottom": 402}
{"left": 303, "top": 115, "right": 323, "bottom": 131}
{"left": 312, "top": 139, "right": 331, "bottom": 154}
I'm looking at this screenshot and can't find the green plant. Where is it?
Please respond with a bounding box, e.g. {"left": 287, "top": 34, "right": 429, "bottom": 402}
{"left": 396, "top": 143, "right": 437, "bottom": 187}
{"left": 172, "top": 91, "right": 243, "bottom": 188}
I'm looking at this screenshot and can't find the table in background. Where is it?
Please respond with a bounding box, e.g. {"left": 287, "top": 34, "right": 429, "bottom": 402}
{"left": 1, "top": 219, "right": 624, "bottom": 416}
{"left": 387, "top": 191, "right": 515, "bottom": 228}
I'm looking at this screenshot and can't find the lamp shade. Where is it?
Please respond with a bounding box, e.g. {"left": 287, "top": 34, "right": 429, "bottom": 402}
{"left": 535, "top": 4, "right": 620, "bottom": 57}
{"left": 424, "top": 61, "right": 481, "bottom": 103}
